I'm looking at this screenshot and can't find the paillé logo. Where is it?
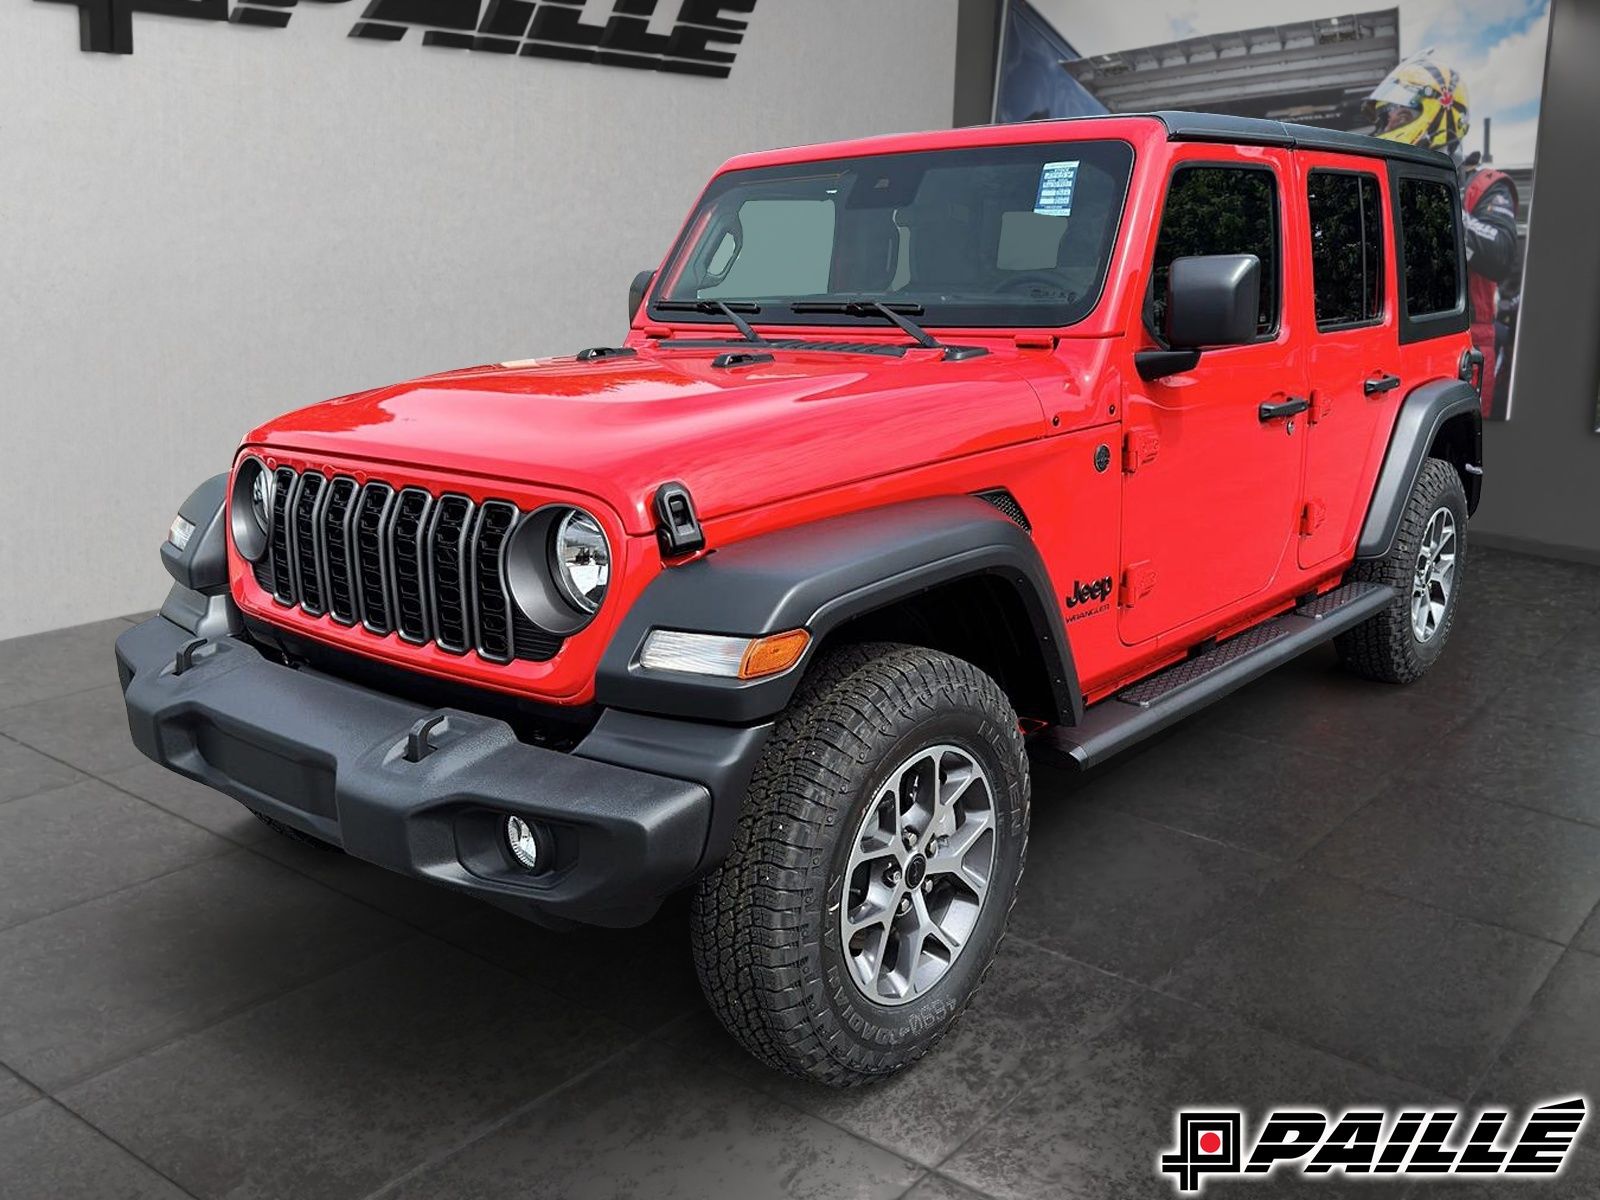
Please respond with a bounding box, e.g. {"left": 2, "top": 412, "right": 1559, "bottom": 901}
{"left": 1160, "top": 1098, "right": 1587, "bottom": 1194}
{"left": 36, "top": 0, "right": 754, "bottom": 76}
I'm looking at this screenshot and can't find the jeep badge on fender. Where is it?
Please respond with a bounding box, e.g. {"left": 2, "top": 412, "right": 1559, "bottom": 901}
{"left": 1066, "top": 576, "right": 1114, "bottom": 608}
{"left": 116, "top": 111, "right": 1481, "bottom": 1087}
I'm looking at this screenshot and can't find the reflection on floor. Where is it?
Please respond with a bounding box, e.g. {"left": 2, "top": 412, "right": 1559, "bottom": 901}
{"left": 1, "top": 546, "right": 1598, "bottom": 1199}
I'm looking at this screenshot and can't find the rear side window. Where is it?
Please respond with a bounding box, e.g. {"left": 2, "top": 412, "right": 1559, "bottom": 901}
{"left": 1307, "top": 171, "right": 1384, "bottom": 328}
{"left": 1150, "top": 165, "right": 1279, "bottom": 339}
{"left": 1398, "top": 178, "right": 1461, "bottom": 317}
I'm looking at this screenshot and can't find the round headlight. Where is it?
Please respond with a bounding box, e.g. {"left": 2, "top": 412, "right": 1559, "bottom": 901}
{"left": 503, "top": 506, "right": 613, "bottom": 636}
{"left": 230, "top": 457, "right": 273, "bottom": 562}
{"left": 550, "top": 509, "right": 611, "bottom": 614}
{"left": 250, "top": 468, "right": 273, "bottom": 529}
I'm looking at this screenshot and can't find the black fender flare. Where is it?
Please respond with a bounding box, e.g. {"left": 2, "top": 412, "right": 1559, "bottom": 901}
{"left": 160, "top": 472, "right": 230, "bottom": 594}
{"left": 596, "top": 496, "right": 1082, "bottom": 726}
{"left": 1357, "top": 379, "right": 1482, "bottom": 560}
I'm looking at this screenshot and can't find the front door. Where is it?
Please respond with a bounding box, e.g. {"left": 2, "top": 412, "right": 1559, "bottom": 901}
{"left": 1119, "top": 153, "right": 1309, "bottom": 646}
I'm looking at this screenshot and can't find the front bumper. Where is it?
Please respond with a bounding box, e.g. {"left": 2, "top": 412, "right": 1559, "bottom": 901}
{"left": 115, "top": 616, "right": 767, "bottom": 926}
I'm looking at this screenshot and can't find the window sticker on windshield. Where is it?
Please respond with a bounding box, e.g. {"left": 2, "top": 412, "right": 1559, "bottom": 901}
{"left": 1035, "top": 160, "right": 1079, "bottom": 217}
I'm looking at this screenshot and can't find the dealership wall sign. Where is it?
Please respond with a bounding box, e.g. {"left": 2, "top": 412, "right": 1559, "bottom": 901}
{"left": 38, "top": 0, "right": 756, "bottom": 75}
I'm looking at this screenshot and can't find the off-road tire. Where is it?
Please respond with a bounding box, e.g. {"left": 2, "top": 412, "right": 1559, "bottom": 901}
{"left": 1336, "top": 456, "right": 1468, "bottom": 683}
{"left": 252, "top": 811, "right": 343, "bottom": 851}
{"left": 690, "top": 643, "right": 1030, "bottom": 1087}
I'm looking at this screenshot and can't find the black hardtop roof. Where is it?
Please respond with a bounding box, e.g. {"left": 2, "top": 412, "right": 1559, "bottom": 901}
{"left": 1145, "top": 110, "right": 1455, "bottom": 170}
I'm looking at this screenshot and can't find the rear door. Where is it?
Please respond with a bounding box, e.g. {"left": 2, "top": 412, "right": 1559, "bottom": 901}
{"left": 1118, "top": 149, "right": 1310, "bottom": 646}
{"left": 1296, "top": 154, "right": 1403, "bottom": 569}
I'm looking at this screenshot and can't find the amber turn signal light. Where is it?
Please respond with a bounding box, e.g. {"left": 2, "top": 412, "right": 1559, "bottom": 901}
{"left": 738, "top": 629, "right": 811, "bottom": 679}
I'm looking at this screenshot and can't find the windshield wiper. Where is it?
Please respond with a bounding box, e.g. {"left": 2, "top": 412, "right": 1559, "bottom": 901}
{"left": 654, "top": 299, "right": 767, "bottom": 344}
{"left": 787, "top": 301, "right": 985, "bottom": 360}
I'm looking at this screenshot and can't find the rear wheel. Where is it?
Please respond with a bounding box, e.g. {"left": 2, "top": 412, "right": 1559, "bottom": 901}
{"left": 690, "top": 643, "right": 1029, "bottom": 1087}
{"left": 1336, "top": 457, "right": 1467, "bottom": 683}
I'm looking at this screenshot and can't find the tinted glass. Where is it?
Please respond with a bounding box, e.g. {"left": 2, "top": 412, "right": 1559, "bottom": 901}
{"left": 1399, "top": 178, "right": 1461, "bottom": 317}
{"left": 653, "top": 140, "right": 1135, "bottom": 329}
{"left": 1150, "top": 166, "right": 1279, "bottom": 338}
{"left": 1307, "top": 171, "right": 1385, "bottom": 327}
{"left": 701, "top": 200, "right": 834, "bottom": 298}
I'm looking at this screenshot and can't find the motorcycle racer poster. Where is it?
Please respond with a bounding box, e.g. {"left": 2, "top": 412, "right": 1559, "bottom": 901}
{"left": 997, "top": 1, "right": 1553, "bottom": 420}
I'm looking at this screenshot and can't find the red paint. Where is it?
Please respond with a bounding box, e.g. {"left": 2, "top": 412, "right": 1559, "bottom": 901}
{"left": 227, "top": 116, "right": 1469, "bottom": 713}
{"left": 1200, "top": 1132, "right": 1223, "bottom": 1155}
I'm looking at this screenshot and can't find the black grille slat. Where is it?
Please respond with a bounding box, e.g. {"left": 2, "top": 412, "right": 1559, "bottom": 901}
{"left": 428, "top": 495, "right": 475, "bottom": 654}
{"left": 356, "top": 483, "right": 397, "bottom": 634}
{"left": 251, "top": 470, "right": 564, "bottom": 665}
{"left": 472, "top": 501, "right": 519, "bottom": 663}
{"left": 512, "top": 610, "right": 564, "bottom": 662}
{"left": 390, "top": 488, "right": 434, "bottom": 645}
{"left": 323, "top": 478, "right": 360, "bottom": 625}
{"left": 268, "top": 466, "right": 297, "bottom": 603}
{"left": 293, "top": 472, "right": 329, "bottom": 616}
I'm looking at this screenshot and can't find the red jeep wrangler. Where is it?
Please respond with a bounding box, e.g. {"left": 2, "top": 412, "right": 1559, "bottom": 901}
{"left": 118, "top": 112, "right": 1483, "bottom": 1086}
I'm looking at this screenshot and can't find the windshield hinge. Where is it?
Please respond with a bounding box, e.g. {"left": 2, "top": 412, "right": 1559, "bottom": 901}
{"left": 1013, "top": 333, "right": 1056, "bottom": 351}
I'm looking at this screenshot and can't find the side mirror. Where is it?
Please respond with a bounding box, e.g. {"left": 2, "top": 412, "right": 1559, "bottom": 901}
{"left": 629, "top": 269, "right": 657, "bottom": 323}
{"left": 1166, "top": 253, "right": 1260, "bottom": 348}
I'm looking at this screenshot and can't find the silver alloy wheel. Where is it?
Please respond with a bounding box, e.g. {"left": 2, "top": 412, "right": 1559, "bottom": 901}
{"left": 1411, "top": 506, "right": 1458, "bottom": 644}
{"left": 839, "top": 743, "right": 997, "bottom": 1007}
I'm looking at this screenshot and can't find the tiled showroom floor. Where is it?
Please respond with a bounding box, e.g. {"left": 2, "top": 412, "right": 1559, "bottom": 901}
{"left": 1, "top": 545, "right": 1598, "bottom": 1199}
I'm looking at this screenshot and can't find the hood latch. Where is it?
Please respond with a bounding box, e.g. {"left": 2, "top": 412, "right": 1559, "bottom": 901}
{"left": 654, "top": 481, "right": 706, "bottom": 559}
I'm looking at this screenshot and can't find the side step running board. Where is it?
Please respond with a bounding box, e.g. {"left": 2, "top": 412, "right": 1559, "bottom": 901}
{"left": 1038, "top": 581, "right": 1393, "bottom": 769}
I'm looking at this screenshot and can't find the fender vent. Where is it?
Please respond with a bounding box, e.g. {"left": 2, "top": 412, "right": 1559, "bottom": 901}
{"left": 975, "top": 489, "right": 1031, "bottom": 532}
{"left": 253, "top": 470, "right": 562, "bottom": 664}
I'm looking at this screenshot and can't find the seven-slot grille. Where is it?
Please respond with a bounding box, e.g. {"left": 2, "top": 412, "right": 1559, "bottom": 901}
{"left": 250, "top": 468, "right": 562, "bottom": 664}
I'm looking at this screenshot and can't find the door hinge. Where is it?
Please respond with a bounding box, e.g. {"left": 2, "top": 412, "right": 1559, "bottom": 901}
{"left": 1309, "top": 391, "right": 1333, "bottom": 424}
{"left": 1122, "top": 429, "right": 1160, "bottom": 474}
{"left": 1300, "top": 499, "right": 1327, "bottom": 536}
{"left": 1120, "top": 561, "right": 1157, "bottom": 607}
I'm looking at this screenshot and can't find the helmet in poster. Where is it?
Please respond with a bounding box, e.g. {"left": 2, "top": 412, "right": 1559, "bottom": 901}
{"left": 1365, "top": 49, "right": 1471, "bottom": 156}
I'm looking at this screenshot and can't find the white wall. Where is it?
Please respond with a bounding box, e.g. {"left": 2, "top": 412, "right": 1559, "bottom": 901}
{"left": 0, "top": 0, "right": 958, "bottom": 638}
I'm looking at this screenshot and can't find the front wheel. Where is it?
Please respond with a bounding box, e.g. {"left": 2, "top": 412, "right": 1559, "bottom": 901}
{"left": 1336, "top": 456, "right": 1468, "bottom": 683}
{"left": 690, "top": 643, "right": 1030, "bottom": 1087}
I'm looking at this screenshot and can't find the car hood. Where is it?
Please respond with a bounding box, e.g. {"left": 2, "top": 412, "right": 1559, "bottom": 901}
{"left": 246, "top": 345, "right": 1053, "bottom": 534}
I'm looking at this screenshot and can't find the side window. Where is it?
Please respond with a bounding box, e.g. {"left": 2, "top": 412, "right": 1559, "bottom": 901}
{"left": 700, "top": 199, "right": 835, "bottom": 298}
{"left": 1398, "top": 178, "right": 1461, "bottom": 317}
{"left": 1150, "top": 165, "right": 1279, "bottom": 339}
{"left": 1307, "top": 171, "right": 1384, "bottom": 328}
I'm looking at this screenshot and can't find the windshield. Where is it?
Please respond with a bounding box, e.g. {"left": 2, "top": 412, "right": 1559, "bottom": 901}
{"left": 651, "top": 139, "right": 1135, "bottom": 330}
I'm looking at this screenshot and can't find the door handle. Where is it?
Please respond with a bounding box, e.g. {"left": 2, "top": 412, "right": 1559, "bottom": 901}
{"left": 1363, "top": 373, "right": 1402, "bottom": 396}
{"left": 1259, "top": 396, "right": 1310, "bottom": 422}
